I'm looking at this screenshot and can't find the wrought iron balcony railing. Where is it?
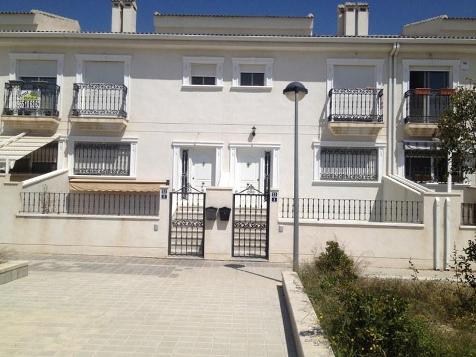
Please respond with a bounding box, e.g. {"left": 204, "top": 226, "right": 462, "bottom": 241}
{"left": 404, "top": 89, "right": 452, "bottom": 124}
{"left": 3, "top": 80, "right": 60, "bottom": 117}
{"left": 72, "top": 83, "right": 127, "bottom": 118}
{"left": 328, "top": 88, "right": 383, "bottom": 123}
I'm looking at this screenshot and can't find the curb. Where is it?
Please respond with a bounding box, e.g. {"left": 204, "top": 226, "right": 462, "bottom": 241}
{"left": 282, "top": 271, "right": 334, "bottom": 357}
{"left": 0, "top": 260, "right": 29, "bottom": 285}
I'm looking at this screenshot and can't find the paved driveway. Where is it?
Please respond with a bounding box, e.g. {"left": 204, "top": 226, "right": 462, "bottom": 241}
{"left": 0, "top": 255, "right": 296, "bottom": 357}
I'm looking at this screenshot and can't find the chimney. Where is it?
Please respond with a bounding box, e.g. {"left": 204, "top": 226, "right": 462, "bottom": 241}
{"left": 337, "top": 2, "right": 369, "bottom": 36}
{"left": 111, "top": 0, "right": 137, "bottom": 33}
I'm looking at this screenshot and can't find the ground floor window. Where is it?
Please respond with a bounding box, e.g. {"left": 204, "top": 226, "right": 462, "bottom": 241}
{"left": 405, "top": 149, "right": 464, "bottom": 183}
{"left": 73, "top": 142, "right": 131, "bottom": 176}
{"left": 10, "top": 142, "right": 58, "bottom": 174}
{"left": 320, "top": 147, "right": 378, "bottom": 181}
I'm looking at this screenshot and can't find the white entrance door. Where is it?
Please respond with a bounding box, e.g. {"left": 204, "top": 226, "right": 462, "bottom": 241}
{"left": 189, "top": 148, "right": 215, "bottom": 190}
{"left": 236, "top": 149, "right": 263, "bottom": 192}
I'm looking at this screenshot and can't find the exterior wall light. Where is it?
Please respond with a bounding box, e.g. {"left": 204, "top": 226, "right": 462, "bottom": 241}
{"left": 251, "top": 126, "right": 256, "bottom": 137}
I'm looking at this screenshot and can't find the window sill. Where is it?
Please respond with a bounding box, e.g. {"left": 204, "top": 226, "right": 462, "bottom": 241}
{"left": 312, "top": 180, "right": 381, "bottom": 186}
{"left": 181, "top": 85, "right": 223, "bottom": 91}
{"left": 231, "top": 86, "right": 272, "bottom": 92}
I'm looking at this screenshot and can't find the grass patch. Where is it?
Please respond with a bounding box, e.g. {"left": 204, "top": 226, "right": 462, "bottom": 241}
{"left": 300, "top": 241, "right": 476, "bottom": 357}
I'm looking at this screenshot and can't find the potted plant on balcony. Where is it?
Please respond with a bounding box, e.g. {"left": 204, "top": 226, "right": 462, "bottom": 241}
{"left": 415, "top": 88, "right": 431, "bottom": 95}
{"left": 439, "top": 88, "right": 456, "bottom": 96}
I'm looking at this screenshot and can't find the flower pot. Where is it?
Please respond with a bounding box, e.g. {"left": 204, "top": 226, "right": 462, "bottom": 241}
{"left": 439, "top": 88, "right": 456, "bottom": 96}
{"left": 218, "top": 207, "right": 231, "bottom": 221}
{"left": 205, "top": 207, "right": 217, "bottom": 220}
{"left": 415, "top": 88, "right": 431, "bottom": 96}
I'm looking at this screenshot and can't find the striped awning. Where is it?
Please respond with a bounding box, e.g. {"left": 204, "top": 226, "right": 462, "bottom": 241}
{"left": 403, "top": 140, "right": 440, "bottom": 150}
{"left": 69, "top": 179, "right": 163, "bottom": 193}
{"left": 0, "top": 132, "right": 59, "bottom": 165}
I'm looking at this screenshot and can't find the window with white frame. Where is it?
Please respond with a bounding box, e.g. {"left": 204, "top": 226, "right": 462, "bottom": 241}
{"left": 182, "top": 57, "right": 224, "bottom": 87}
{"left": 232, "top": 58, "right": 273, "bottom": 88}
{"left": 71, "top": 140, "right": 137, "bottom": 177}
{"left": 327, "top": 59, "right": 384, "bottom": 122}
{"left": 320, "top": 147, "right": 378, "bottom": 181}
{"left": 314, "top": 142, "right": 384, "bottom": 182}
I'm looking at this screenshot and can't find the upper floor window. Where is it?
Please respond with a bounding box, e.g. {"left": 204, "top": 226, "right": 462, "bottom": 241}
{"left": 183, "top": 57, "right": 224, "bottom": 88}
{"left": 402, "top": 60, "right": 460, "bottom": 126}
{"left": 327, "top": 59, "right": 384, "bottom": 123}
{"left": 74, "top": 55, "right": 130, "bottom": 118}
{"left": 71, "top": 140, "right": 137, "bottom": 177}
{"left": 190, "top": 64, "right": 217, "bottom": 85}
{"left": 6, "top": 54, "right": 64, "bottom": 117}
{"left": 232, "top": 58, "right": 273, "bottom": 88}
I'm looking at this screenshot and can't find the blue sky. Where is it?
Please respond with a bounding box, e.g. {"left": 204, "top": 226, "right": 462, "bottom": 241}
{"left": 1, "top": 0, "right": 476, "bottom": 34}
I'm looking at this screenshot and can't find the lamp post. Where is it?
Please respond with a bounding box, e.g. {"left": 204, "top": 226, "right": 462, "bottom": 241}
{"left": 283, "top": 82, "right": 308, "bottom": 272}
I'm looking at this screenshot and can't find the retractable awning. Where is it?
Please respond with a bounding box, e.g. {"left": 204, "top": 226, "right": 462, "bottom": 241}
{"left": 403, "top": 140, "right": 440, "bottom": 150}
{"left": 0, "top": 133, "right": 59, "bottom": 167}
{"left": 69, "top": 179, "right": 163, "bottom": 193}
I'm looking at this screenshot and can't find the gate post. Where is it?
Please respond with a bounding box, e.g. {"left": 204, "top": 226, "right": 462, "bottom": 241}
{"left": 268, "top": 189, "right": 280, "bottom": 262}
{"left": 204, "top": 187, "right": 233, "bottom": 260}
{"left": 156, "top": 186, "right": 170, "bottom": 258}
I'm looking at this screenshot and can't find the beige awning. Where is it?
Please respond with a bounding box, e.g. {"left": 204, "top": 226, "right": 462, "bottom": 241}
{"left": 69, "top": 179, "right": 163, "bottom": 193}
{"left": 0, "top": 132, "right": 59, "bottom": 164}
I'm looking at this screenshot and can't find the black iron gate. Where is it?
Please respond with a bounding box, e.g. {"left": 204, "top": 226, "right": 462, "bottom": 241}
{"left": 232, "top": 186, "right": 270, "bottom": 258}
{"left": 168, "top": 186, "right": 205, "bottom": 257}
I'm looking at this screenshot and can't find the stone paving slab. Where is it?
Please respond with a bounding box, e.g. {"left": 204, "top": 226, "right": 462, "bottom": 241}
{"left": 0, "top": 254, "right": 296, "bottom": 357}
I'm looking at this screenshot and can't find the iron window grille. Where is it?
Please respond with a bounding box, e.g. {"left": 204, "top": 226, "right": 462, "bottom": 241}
{"left": 73, "top": 142, "right": 131, "bottom": 176}
{"left": 3, "top": 80, "right": 60, "bottom": 117}
{"left": 72, "top": 83, "right": 127, "bottom": 118}
{"left": 240, "top": 72, "right": 265, "bottom": 86}
{"left": 328, "top": 88, "right": 383, "bottom": 122}
{"left": 461, "top": 203, "right": 476, "bottom": 226}
{"left": 320, "top": 147, "right": 378, "bottom": 181}
{"left": 404, "top": 89, "right": 451, "bottom": 124}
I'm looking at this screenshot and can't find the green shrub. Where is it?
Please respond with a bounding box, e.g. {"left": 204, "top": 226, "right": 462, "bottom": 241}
{"left": 300, "top": 241, "right": 476, "bottom": 357}
{"left": 313, "top": 241, "right": 357, "bottom": 281}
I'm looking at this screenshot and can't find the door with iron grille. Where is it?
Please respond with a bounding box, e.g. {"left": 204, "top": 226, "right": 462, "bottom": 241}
{"left": 168, "top": 186, "right": 205, "bottom": 257}
{"left": 232, "top": 152, "right": 271, "bottom": 259}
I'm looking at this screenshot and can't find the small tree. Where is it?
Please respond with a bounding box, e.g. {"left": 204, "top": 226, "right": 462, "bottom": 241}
{"left": 438, "top": 88, "right": 476, "bottom": 181}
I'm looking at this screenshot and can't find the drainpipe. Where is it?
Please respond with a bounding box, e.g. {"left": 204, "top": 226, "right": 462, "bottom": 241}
{"left": 388, "top": 43, "right": 400, "bottom": 175}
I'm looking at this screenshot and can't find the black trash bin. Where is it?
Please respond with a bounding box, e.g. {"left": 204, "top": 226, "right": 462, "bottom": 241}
{"left": 205, "top": 207, "right": 218, "bottom": 220}
{"left": 218, "top": 207, "right": 231, "bottom": 221}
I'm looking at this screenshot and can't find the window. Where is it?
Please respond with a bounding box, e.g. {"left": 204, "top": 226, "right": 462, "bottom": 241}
{"left": 10, "top": 142, "right": 58, "bottom": 174}
{"left": 73, "top": 142, "right": 131, "bottom": 176}
{"left": 183, "top": 57, "right": 224, "bottom": 87}
{"left": 320, "top": 147, "right": 378, "bottom": 181}
{"left": 232, "top": 58, "right": 273, "bottom": 88}
{"left": 240, "top": 72, "right": 265, "bottom": 87}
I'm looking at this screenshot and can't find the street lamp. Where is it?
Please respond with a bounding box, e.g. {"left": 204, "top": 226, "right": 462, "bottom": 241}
{"left": 283, "top": 82, "right": 308, "bottom": 272}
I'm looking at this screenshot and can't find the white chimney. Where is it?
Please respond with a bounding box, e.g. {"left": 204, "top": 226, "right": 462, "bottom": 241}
{"left": 337, "top": 2, "right": 369, "bottom": 36}
{"left": 111, "top": 0, "right": 137, "bottom": 33}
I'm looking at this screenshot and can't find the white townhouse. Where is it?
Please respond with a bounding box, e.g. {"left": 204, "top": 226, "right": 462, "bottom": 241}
{"left": 0, "top": 1, "right": 476, "bottom": 269}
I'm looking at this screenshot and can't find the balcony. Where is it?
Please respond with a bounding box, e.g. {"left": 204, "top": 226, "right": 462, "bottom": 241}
{"left": 328, "top": 88, "right": 384, "bottom": 136}
{"left": 404, "top": 88, "right": 453, "bottom": 137}
{"left": 70, "top": 83, "right": 128, "bottom": 132}
{"left": 2, "top": 80, "right": 60, "bottom": 132}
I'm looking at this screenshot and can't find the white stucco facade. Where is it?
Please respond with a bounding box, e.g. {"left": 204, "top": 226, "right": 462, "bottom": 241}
{"left": 0, "top": 6, "right": 475, "bottom": 268}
